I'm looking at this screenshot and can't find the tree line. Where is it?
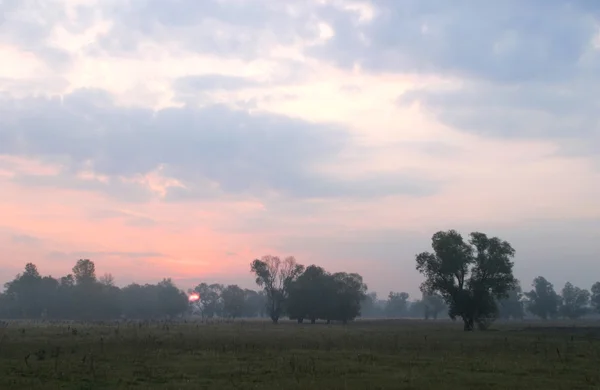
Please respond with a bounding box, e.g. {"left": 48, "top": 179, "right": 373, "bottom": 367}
{"left": 0, "top": 230, "right": 599, "bottom": 329}
{"left": 414, "top": 230, "right": 600, "bottom": 330}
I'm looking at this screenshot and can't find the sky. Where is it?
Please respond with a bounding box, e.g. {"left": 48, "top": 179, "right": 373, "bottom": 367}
{"left": 0, "top": 0, "right": 599, "bottom": 298}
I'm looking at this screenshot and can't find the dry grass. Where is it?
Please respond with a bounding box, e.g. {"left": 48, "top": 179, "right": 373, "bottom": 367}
{"left": 0, "top": 319, "right": 599, "bottom": 389}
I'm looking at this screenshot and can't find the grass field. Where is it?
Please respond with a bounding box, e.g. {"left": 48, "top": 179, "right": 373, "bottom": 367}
{"left": 0, "top": 319, "right": 599, "bottom": 389}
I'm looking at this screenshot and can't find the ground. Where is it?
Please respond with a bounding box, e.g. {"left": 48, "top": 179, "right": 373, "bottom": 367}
{"left": 0, "top": 319, "right": 599, "bottom": 389}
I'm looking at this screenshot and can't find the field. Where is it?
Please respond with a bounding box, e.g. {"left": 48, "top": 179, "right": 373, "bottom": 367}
{"left": 0, "top": 319, "right": 599, "bottom": 389}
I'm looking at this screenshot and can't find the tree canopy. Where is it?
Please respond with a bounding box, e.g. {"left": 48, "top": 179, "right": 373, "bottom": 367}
{"left": 592, "top": 282, "right": 600, "bottom": 314}
{"left": 1, "top": 245, "right": 598, "bottom": 327}
{"left": 524, "top": 276, "right": 560, "bottom": 320}
{"left": 559, "top": 282, "right": 590, "bottom": 320}
{"left": 250, "top": 255, "right": 304, "bottom": 323}
{"left": 415, "top": 230, "right": 517, "bottom": 331}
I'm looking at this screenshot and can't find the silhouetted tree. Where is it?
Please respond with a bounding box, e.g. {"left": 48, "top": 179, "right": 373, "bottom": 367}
{"left": 416, "top": 230, "right": 517, "bottom": 331}
{"left": 193, "top": 283, "right": 224, "bottom": 318}
{"left": 422, "top": 293, "right": 446, "bottom": 320}
{"left": 242, "top": 289, "right": 267, "bottom": 318}
{"left": 3, "top": 263, "right": 44, "bottom": 318}
{"left": 222, "top": 285, "right": 246, "bottom": 319}
{"left": 250, "top": 255, "right": 304, "bottom": 323}
{"left": 0, "top": 261, "right": 191, "bottom": 320}
{"left": 99, "top": 273, "right": 115, "bottom": 287}
{"left": 385, "top": 292, "right": 410, "bottom": 318}
{"left": 559, "top": 282, "right": 590, "bottom": 320}
{"left": 327, "top": 272, "right": 367, "bottom": 324}
{"left": 360, "top": 292, "right": 385, "bottom": 318}
{"left": 157, "top": 278, "right": 188, "bottom": 318}
{"left": 72, "top": 259, "right": 96, "bottom": 285}
{"left": 287, "top": 265, "right": 330, "bottom": 323}
{"left": 497, "top": 282, "right": 525, "bottom": 320}
{"left": 525, "top": 276, "right": 560, "bottom": 320}
{"left": 592, "top": 282, "right": 600, "bottom": 314}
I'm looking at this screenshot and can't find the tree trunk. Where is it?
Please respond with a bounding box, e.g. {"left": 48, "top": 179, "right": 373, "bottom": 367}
{"left": 463, "top": 317, "right": 474, "bottom": 331}
{"left": 297, "top": 318, "right": 304, "bottom": 324}
{"left": 271, "top": 314, "right": 279, "bottom": 324}
{"left": 310, "top": 318, "right": 316, "bottom": 324}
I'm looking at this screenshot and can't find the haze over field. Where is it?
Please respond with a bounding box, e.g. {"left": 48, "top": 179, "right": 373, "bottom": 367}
{"left": 0, "top": 0, "right": 599, "bottom": 296}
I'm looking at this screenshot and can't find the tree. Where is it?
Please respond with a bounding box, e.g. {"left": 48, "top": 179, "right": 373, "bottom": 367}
{"left": 99, "top": 273, "right": 115, "bottom": 287}
{"left": 193, "top": 283, "right": 224, "bottom": 318}
{"left": 592, "top": 282, "right": 600, "bottom": 314}
{"left": 250, "top": 255, "right": 304, "bottom": 323}
{"left": 415, "top": 230, "right": 517, "bottom": 331}
{"left": 385, "top": 292, "right": 410, "bottom": 318}
{"left": 72, "top": 259, "right": 96, "bottom": 285}
{"left": 360, "top": 292, "right": 385, "bottom": 318}
{"left": 156, "top": 279, "right": 188, "bottom": 318}
{"left": 525, "top": 276, "right": 560, "bottom": 320}
{"left": 327, "top": 272, "right": 368, "bottom": 324}
{"left": 4, "top": 263, "right": 44, "bottom": 318}
{"left": 497, "top": 282, "right": 525, "bottom": 320}
{"left": 242, "top": 289, "right": 266, "bottom": 317}
{"left": 287, "top": 265, "right": 330, "bottom": 323}
{"left": 559, "top": 282, "right": 590, "bottom": 320}
{"left": 221, "top": 285, "right": 246, "bottom": 319}
{"left": 423, "top": 293, "right": 446, "bottom": 320}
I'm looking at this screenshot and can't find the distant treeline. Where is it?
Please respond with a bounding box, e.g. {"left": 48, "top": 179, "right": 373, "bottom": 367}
{"left": 0, "top": 248, "right": 599, "bottom": 324}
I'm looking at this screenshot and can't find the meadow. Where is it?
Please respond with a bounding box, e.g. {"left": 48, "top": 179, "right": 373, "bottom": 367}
{"left": 0, "top": 319, "right": 599, "bottom": 389}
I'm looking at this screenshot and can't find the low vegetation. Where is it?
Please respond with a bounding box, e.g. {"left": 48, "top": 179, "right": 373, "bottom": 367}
{"left": 0, "top": 319, "right": 599, "bottom": 389}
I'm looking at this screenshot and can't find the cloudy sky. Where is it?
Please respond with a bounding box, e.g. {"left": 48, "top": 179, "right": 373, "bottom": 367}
{"left": 1, "top": 0, "right": 599, "bottom": 297}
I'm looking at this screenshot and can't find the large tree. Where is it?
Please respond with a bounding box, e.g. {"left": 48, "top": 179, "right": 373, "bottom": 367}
{"left": 221, "top": 285, "right": 246, "bottom": 319}
{"left": 327, "top": 272, "right": 368, "bottom": 324}
{"left": 592, "top": 282, "right": 600, "bottom": 314}
{"left": 525, "top": 276, "right": 560, "bottom": 320}
{"left": 559, "top": 282, "right": 590, "bottom": 320}
{"left": 415, "top": 230, "right": 517, "bottom": 331}
{"left": 72, "top": 259, "right": 96, "bottom": 285}
{"left": 287, "top": 265, "right": 331, "bottom": 323}
{"left": 193, "top": 283, "right": 224, "bottom": 318}
{"left": 250, "top": 255, "right": 304, "bottom": 323}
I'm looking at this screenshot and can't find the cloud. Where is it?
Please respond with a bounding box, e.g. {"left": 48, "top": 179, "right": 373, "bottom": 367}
{"left": 0, "top": 88, "right": 436, "bottom": 201}
{"left": 11, "top": 233, "right": 42, "bottom": 246}
{"left": 174, "top": 74, "right": 262, "bottom": 93}
{"left": 398, "top": 80, "right": 600, "bottom": 158}
{"left": 46, "top": 250, "right": 165, "bottom": 260}
{"left": 1, "top": 0, "right": 599, "bottom": 295}
{"left": 11, "top": 171, "right": 157, "bottom": 203}
{"left": 310, "top": 1, "right": 600, "bottom": 83}
{"left": 0, "top": 0, "right": 73, "bottom": 70}
{"left": 95, "top": 0, "right": 321, "bottom": 59}
{"left": 87, "top": 208, "right": 157, "bottom": 227}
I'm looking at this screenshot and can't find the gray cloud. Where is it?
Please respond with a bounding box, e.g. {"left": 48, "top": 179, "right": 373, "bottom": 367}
{"left": 46, "top": 250, "right": 165, "bottom": 260}
{"left": 95, "top": 0, "right": 320, "bottom": 60}
{"left": 398, "top": 80, "right": 600, "bottom": 157}
{"left": 310, "top": 0, "right": 600, "bottom": 83}
{"left": 173, "top": 74, "right": 265, "bottom": 105}
{"left": 11, "top": 234, "right": 42, "bottom": 246}
{"left": 87, "top": 209, "right": 157, "bottom": 227}
{"left": 0, "top": 0, "right": 73, "bottom": 70}
{"left": 0, "top": 88, "right": 436, "bottom": 201}
{"left": 11, "top": 171, "right": 156, "bottom": 203}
